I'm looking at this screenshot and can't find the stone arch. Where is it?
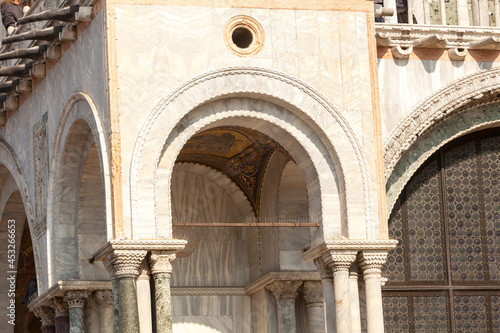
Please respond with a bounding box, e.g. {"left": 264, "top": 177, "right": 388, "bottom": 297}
{"left": 47, "top": 93, "right": 111, "bottom": 285}
{"left": 131, "top": 67, "right": 375, "bottom": 242}
{"left": 385, "top": 97, "right": 500, "bottom": 214}
{"left": 384, "top": 66, "right": 500, "bottom": 181}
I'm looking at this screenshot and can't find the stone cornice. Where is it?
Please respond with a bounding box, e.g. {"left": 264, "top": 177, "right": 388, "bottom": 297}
{"left": 171, "top": 287, "right": 246, "bottom": 296}
{"left": 245, "top": 271, "right": 320, "bottom": 295}
{"left": 302, "top": 239, "right": 398, "bottom": 262}
{"left": 92, "top": 239, "right": 187, "bottom": 261}
{"left": 27, "top": 280, "right": 112, "bottom": 312}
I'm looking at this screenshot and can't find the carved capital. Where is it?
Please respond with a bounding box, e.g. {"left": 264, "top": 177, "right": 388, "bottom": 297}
{"left": 64, "top": 291, "right": 88, "bottom": 309}
{"left": 50, "top": 297, "right": 68, "bottom": 317}
{"left": 33, "top": 306, "right": 55, "bottom": 326}
{"left": 148, "top": 250, "right": 176, "bottom": 275}
{"left": 321, "top": 250, "right": 357, "bottom": 274}
{"left": 105, "top": 249, "right": 147, "bottom": 277}
{"left": 313, "top": 258, "right": 333, "bottom": 279}
{"left": 303, "top": 281, "right": 324, "bottom": 305}
{"left": 358, "top": 250, "right": 390, "bottom": 277}
{"left": 93, "top": 290, "right": 113, "bottom": 306}
{"left": 266, "top": 280, "right": 302, "bottom": 300}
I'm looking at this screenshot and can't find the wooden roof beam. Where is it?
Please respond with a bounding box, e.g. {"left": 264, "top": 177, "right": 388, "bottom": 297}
{"left": 2, "top": 26, "right": 63, "bottom": 45}
{"left": 0, "top": 45, "right": 47, "bottom": 61}
{"left": 17, "top": 5, "right": 80, "bottom": 25}
{"left": 0, "top": 62, "right": 32, "bottom": 77}
{"left": 0, "top": 79, "right": 20, "bottom": 93}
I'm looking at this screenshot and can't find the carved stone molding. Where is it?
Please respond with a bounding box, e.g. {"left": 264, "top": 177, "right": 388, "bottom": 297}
{"left": 93, "top": 290, "right": 113, "bottom": 306}
{"left": 321, "top": 250, "right": 358, "bottom": 274}
{"left": 303, "top": 281, "right": 324, "bottom": 305}
{"left": 148, "top": 251, "right": 176, "bottom": 275}
{"left": 314, "top": 258, "right": 333, "bottom": 279}
{"left": 245, "top": 271, "right": 320, "bottom": 295}
{"left": 358, "top": 250, "right": 391, "bottom": 277}
{"left": 105, "top": 249, "right": 147, "bottom": 278}
{"left": 50, "top": 297, "right": 68, "bottom": 317}
{"left": 266, "top": 280, "right": 303, "bottom": 300}
{"left": 33, "top": 306, "right": 55, "bottom": 326}
{"left": 384, "top": 66, "right": 500, "bottom": 181}
{"left": 64, "top": 291, "right": 88, "bottom": 309}
{"left": 303, "top": 239, "right": 399, "bottom": 262}
{"left": 171, "top": 287, "right": 246, "bottom": 296}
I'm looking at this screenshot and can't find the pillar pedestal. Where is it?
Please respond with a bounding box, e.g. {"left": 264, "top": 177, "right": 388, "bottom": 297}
{"left": 266, "top": 280, "right": 302, "bottom": 333}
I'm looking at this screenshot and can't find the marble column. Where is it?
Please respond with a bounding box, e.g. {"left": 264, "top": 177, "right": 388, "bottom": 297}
{"left": 322, "top": 250, "right": 357, "bottom": 333}
{"left": 266, "top": 280, "right": 302, "bottom": 333}
{"left": 34, "top": 306, "right": 55, "bottom": 333}
{"left": 94, "top": 290, "right": 113, "bottom": 333}
{"left": 137, "top": 263, "right": 153, "bottom": 333}
{"left": 50, "top": 297, "right": 69, "bottom": 333}
{"left": 64, "top": 291, "right": 88, "bottom": 333}
{"left": 149, "top": 250, "right": 177, "bottom": 333}
{"left": 303, "top": 281, "right": 325, "bottom": 333}
{"left": 349, "top": 265, "right": 362, "bottom": 333}
{"left": 314, "top": 258, "right": 335, "bottom": 332}
{"left": 104, "top": 249, "right": 147, "bottom": 333}
{"left": 358, "top": 250, "right": 390, "bottom": 333}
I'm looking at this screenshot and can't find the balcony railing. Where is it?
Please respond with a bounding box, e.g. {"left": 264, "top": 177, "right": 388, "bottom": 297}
{"left": 379, "top": 0, "right": 500, "bottom": 26}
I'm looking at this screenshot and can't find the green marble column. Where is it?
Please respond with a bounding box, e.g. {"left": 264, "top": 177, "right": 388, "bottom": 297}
{"left": 112, "top": 279, "right": 119, "bottom": 333}
{"left": 149, "top": 251, "right": 177, "bottom": 333}
{"left": 117, "top": 276, "right": 141, "bottom": 333}
{"left": 64, "top": 291, "right": 88, "bottom": 333}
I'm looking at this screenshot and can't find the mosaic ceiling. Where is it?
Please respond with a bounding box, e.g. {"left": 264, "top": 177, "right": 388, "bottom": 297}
{"left": 176, "top": 126, "right": 293, "bottom": 216}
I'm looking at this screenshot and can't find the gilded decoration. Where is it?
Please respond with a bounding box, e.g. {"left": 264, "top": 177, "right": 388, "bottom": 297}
{"left": 176, "top": 126, "right": 292, "bottom": 216}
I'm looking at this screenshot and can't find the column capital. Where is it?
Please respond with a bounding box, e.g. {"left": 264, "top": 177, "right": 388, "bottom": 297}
{"left": 148, "top": 250, "right": 177, "bottom": 275}
{"left": 33, "top": 305, "right": 55, "bottom": 326}
{"left": 50, "top": 297, "right": 69, "bottom": 317}
{"left": 104, "top": 249, "right": 148, "bottom": 278}
{"left": 321, "top": 250, "right": 358, "bottom": 274}
{"left": 313, "top": 258, "right": 333, "bottom": 279}
{"left": 358, "top": 249, "right": 390, "bottom": 277}
{"left": 266, "top": 280, "right": 303, "bottom": 300}
{"left": 303, "top": 281, "right": 324, "bottom": 305}
{"left": 93, "top": 289, "right": 113, "bottom": 306}
{"left": 64, "top": 290, "right": 88, "bottom": 309}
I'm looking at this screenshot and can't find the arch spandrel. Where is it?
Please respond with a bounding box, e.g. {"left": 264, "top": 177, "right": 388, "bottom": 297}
{"left": 131, "top": 67, "right": 376, "bottom": 242}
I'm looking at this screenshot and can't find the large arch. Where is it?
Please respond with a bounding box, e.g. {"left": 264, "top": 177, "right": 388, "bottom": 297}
{"left": 46, "top": 93, "right": 112, "bottom": 286}
{"left": 131, "top": 67, "right": 376, "bottom": 242}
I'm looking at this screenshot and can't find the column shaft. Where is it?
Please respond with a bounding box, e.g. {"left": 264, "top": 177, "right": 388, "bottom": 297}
{"left": 55, "top": 316, "right": 70, "bottom": 333}
{"left": 306, "top": 304, "right": 325, "bottom": 333}
{"left": 117, "top": 276, "right": 141, "bottom": 333}
{"left": 321, "top": 278, "right": 335, "bottom": 332}
{"left": 364, "top": 275, "right": 384, "bottom": 333}
{"left": 112, "top": 279, "right": 119, "bottom": 333}
{"left": 276, "top": 298, "right": 297, "bottom": 333}
{"left": 42, "top": 326, "right": 56, "bottom": 333}
{"left": 69, "top": 307, "right": 83, "bottom": 333}
{"left": 154, "top": 272, "right": 173, "bottom": 333}
{"left": 349, "top": 270, "right": 362, "bottom": 333}
{"left": 333, "top": 269, "right": 351, "bottom": 333}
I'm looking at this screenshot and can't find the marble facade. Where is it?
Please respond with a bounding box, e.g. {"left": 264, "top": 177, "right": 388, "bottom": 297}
{"left": 0, "top": 0, "right": 499, "bottom": 332}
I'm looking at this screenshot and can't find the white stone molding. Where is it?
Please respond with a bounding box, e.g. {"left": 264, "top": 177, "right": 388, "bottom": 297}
{"left": 303, "top": 281, "right": 324, "bottom": 305}
{"left": 358, "top": 250, "right": 392, "bottom": 277}
{"left": 303, "top": 239, "right": 399, "bottom": 262}
{"left": 148, "top": 251, "right": 176, "bottom": 275}
{"left": 105, "top": 249, "right": 148, "bottom": 277}
{"left": 376, "top": 24, "right": 500, "bottom": 52}
{"left": 64, "top": 291, "right": 88, "bottom": 309}
{"left": 50, "top": 297, "right": 69, "bottom": 317}
{"left": 130, "top": 66, "right": 375, "bottom": 241}
{"left": 245, "top": 271, "right": 320, "bottom": 295}
{"left": 266, "top": 280, "right": 303, "bottom": 300}
{"left": 33, "top": 305, "right": 55, "bottom": 326}
{"left": 93, "top": 290, "right": 113, "bottom": 306}
{"left": 171, "top": 287, "right": 246, "bottom": 296}
{"left": 384, "top": 66, "right": 500, "bottom": 181}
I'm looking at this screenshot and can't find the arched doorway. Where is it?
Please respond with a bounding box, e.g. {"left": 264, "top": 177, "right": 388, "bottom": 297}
{"left": 383, "top": 129, "right": 500, "bottom": 332}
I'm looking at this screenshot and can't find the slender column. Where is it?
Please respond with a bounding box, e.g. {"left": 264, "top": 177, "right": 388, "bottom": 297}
{"left": 104, "top": 249, "right": 148, "bottom": 333}
{"left": 64, "top": 291, "right": 88, "bottom": 333}
{"left": 358, "top": 250, "right": 390, "bottom": 333}
{"left": 50, "top": 297, "right": 69, "bottom": 333}
{"left": 303, "top": 281, "right": 325, "bottom": 333}
{"left": 137, "top": 262, "right": 153, "bottom": 333}
{"left": 322, "top": 250, "right": 357, "bottom": 333}
{"left": 34, "top": 306, "right": 56, "bottom": 333}
{"left": 314, "top": 258, "right": 335, "bottom": 332}
{"left": 349, "top": 265, "right": 362, "bottom": 333}
{"left": 149, "top": 251, "right": 177, "bottom": 333}
{"left": 94, "top": 290, "right": 113, "bottom": 333}
{"left": 266, "top": 280, "right": 302, "bottom": 333}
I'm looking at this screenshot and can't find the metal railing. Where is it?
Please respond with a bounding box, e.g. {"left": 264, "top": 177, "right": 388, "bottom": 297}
{"left": 379, "top": 0, "right": 500, "bottom": 26}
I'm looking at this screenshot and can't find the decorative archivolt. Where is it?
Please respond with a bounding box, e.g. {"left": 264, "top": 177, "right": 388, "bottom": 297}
{"left": 384, "top": 66, "right": 500, "bottom": 180}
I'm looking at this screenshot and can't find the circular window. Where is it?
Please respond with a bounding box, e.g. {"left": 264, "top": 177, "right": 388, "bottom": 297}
{"left": 224, "top": 16, "right": 264, "bottom": 57}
